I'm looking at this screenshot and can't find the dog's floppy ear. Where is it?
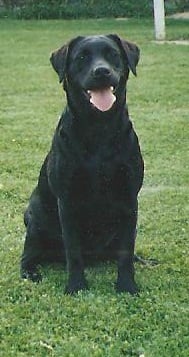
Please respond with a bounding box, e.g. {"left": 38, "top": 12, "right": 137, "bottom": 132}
{"left": 50, "top": 36, "right": 84, "bottom": 84}
{"left": 108, "top": 34, "right": 140, "bottom": 76}
{"left": 50, "top": 45, "right": 68, "bottom": 83}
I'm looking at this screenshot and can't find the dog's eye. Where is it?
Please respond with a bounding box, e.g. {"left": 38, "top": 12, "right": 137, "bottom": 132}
{"left": 77, "top": 51, "right": 90, "bottom": 62}
{"left": 105, "top": 50, "right": 121, "bottom": 67}
{"left": 76, "top": 54, "right": 87, "bottom": 66}
{"left": 76, "top": 52, "right": 90, "bottom": 70}
{"left": 79, "top": 55, "right": 85, "bottom": 60}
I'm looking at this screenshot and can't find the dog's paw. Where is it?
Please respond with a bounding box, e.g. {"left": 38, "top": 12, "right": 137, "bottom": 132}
{"left": 116, "top": 278, "right": 139, "bottom": 295}
{"left": 21, "top": 269, "right": 42, "bottom": 283}
{"left": 65, "top": 278, "right": 88, "bottom": 295}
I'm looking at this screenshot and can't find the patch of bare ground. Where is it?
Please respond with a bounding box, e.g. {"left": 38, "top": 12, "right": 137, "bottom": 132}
{"left": 167, "top": 12, "right": 189, "bottom": 20}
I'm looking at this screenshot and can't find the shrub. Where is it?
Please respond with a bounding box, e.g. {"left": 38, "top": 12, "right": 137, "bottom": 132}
{"left": 0, "top": 0, "right": 188, "bottom": 19}
{"left": 0, "top": 0, "right": 153, "bottom": 19}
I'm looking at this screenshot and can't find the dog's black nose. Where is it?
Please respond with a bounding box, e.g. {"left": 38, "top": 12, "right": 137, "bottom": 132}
{"left": 93, "top": 66, "right": 111, "bottom": 78}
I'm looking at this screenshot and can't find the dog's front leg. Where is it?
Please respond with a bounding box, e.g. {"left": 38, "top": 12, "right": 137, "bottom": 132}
{"left": 116, "top": 210, "right": 139, "bottom": 295}
{"left": 58, "top": 199, "right": 88, "bottom": 294}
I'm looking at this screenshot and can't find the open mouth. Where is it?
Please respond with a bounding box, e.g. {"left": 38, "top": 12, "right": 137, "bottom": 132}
{"left": 86, "top": 86, "right": 116, "bottom": 112}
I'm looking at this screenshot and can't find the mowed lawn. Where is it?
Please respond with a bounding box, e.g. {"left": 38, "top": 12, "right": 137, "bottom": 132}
{"left": 0, "top": 18, "right": 188, "bottom": 356}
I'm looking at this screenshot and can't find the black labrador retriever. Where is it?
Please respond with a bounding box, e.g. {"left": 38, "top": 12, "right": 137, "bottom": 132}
{"left": 20, "top": 34, "right": 144, "bottom": 295}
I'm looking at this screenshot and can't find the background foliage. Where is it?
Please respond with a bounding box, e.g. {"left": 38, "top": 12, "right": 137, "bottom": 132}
{"left": 0, "top": 0, "right": 189, "bottom": 19}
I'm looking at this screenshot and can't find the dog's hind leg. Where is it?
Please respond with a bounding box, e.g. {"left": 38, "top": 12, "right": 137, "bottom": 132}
{"left": 20, "top": 187, "right": 55, "bottom": 282}
{"left": 21, "top": 234, "right": 43, "bottom": 283}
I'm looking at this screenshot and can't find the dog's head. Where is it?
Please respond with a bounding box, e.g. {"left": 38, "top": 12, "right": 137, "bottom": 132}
{"left": 50, "top": 34, "right": 139, "bottom": 115}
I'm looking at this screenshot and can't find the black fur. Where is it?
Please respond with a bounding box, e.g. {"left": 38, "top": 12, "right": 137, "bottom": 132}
{"left": 21, "top": 34, "right": 144, "bottom": 295}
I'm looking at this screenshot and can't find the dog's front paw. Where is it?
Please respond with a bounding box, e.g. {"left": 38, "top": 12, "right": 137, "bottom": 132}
{"left": 65, "top": 277, "right": 88, "bottom": 295}
{"left": 21, "top": 268, "right": 42, "bottom": 283}
{"left": 116, "top": 277, "right": 139, "bottom": 295}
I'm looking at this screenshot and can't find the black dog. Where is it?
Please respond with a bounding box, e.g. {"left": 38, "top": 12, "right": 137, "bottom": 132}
{"left": 21, "top": 34, "right": 144, "bottom": 295}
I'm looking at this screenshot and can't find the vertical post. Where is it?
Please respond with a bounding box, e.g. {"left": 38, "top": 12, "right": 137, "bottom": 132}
{"left": 153, "top": 0, "right": 166, "bottom": 40}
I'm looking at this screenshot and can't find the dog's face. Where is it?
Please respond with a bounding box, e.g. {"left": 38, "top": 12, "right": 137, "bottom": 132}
{"left": 50, "top": 35, "right": 140, "bottom": 115}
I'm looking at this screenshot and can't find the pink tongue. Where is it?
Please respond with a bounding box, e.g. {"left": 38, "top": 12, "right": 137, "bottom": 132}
{"left": 89, "top": 88, "right": 116, "bottom": 112}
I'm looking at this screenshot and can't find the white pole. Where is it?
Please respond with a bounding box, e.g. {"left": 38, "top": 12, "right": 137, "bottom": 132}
{"left": 153, "top": 0, "right": 166, "bottom": 40}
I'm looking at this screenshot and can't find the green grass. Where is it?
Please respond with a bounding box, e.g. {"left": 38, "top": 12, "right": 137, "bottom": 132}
{"left": 0, "top": 18, "right": 189, "bottom": 356}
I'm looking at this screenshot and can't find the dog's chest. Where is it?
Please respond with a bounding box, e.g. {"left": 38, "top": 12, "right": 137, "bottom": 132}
{"left": 70, "top": 147, "right": 130, "bottom": 204}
